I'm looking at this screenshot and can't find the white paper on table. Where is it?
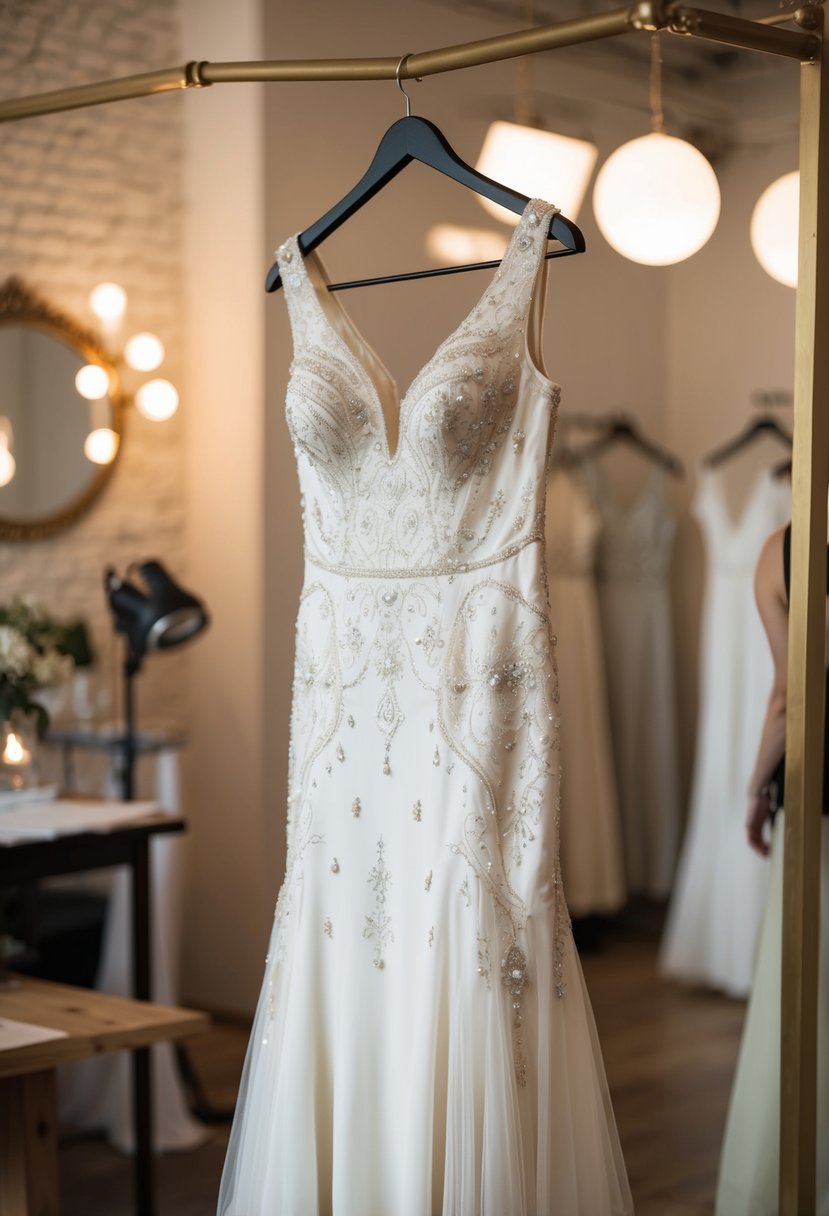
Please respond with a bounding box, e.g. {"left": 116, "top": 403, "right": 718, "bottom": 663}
{"left": 0, "top": 1015, "right": 68, "bottom": 1050}
{"left": 0, "top": 799, "right": 159, "bottom": 843}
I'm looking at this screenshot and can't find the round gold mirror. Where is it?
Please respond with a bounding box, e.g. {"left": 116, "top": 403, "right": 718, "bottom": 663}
{"left": 0, "top": 277, "right": 125, "bottom": 541}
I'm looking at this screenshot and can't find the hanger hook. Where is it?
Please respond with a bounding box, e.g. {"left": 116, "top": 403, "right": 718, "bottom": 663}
{"left": 395, "top": 54, "right": 420, "bottom": 118}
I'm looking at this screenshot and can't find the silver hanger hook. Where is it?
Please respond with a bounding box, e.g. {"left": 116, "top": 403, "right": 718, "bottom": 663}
{"left": 395, "top": 54, "right": 421, "bottom": 117}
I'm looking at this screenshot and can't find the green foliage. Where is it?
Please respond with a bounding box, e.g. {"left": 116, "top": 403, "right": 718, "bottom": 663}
{"left": 0, "top": 595, "right": 93, "bottom": 735}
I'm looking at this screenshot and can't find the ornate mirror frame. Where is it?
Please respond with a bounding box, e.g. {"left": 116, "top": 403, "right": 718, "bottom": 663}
{"left": 0, "top": 276, "right": 125, "bottom": 542}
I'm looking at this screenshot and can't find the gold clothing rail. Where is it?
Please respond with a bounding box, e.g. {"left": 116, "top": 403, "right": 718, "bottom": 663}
{"left": 0, "top": 2, "right": 816, "bottom": 124}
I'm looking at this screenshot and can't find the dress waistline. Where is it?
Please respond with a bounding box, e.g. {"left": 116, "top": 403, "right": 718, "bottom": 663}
{"left": 305, "top": 531, "right": 543, "bottom": 581}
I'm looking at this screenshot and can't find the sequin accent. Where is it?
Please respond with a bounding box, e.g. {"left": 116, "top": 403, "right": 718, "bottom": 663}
{"left": 501, "top": 942, "right": 529, "bottom": 1085}
{"left": 306, "top": 530, "right": 544, "bottom": 581}
{"left": 363, "top": 836, "right": 393, "bottom": 969}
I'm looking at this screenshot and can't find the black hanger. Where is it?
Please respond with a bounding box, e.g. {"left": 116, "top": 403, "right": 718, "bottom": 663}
{"left": 703, "top": 414, "right": 792, "bottom": 468}
{"left": 570, "top": 413, "right": 684, "bottom": 477}
{"left": 266, "top": 59, "right": 584, "bottom": 294}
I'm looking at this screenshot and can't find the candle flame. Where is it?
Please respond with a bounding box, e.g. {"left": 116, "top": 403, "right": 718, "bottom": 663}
{"left": 3, "top": 731, "right": 29, "bottom": 764}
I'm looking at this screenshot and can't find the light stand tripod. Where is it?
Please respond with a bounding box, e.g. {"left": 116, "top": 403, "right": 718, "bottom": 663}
{"left": 106, "top": 561, "right": 230, "bottom": 1124}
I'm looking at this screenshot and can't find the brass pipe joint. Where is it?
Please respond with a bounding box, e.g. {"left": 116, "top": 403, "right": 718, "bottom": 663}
{"left": 794, "top": 3, "right": 824, "bottom": 33}
{"left": 628, "top": 1, "right": 671, "bottom": 32}
{"left": 184, "top": 61, "right": 212, "bottom": 88}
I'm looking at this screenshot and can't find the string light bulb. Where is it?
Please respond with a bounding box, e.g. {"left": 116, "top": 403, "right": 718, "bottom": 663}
{"left": 89, "top": 282, "right": 127, "bottom": 324}
{"left": 135, "top": 378, "right": 179, "bottom": 421}
{"left": 84, "top": 427, "right": 120, "bottom": 465}
{"left": 125, "top": 332, "right": 165, "bottom": 371}
{"left": 75, "top": 364, "right": 111, "bottom": 400}
{"left": 592, "top": 34, "right": 720, "bottom": 266}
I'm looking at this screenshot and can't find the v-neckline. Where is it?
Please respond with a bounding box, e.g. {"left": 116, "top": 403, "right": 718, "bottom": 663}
{"left": 704, "top": 464, "right": 772, "bottom": 534}
{"left": 595, "top": 461, "right": 662, "bottom": 520}
{"left": 291, "top": 198, "right": 552, "bottom": 465}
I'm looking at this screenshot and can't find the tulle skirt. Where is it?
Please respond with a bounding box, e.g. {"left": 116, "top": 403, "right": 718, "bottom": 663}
{"left": 715, "top": 814, "right": 829, "bottom": 1215}
{"left": 217, "top": 881, "right": 632, "bottom": 1215}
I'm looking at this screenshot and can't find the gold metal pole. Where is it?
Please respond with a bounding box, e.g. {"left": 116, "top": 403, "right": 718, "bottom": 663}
{"left": 203, "top": 7, "right": 637, "bottom": 83}
{"left": 781, "top": 6, "right": 829, "bottom": 1212}
{"left": 0, "top": 4, "right": 815, "bottom": 124}
{"left": 0, "top": 64, "right": 201, "bottom": 123}
{"left": 668, "top": 5, "right": 817, "bottom": 57}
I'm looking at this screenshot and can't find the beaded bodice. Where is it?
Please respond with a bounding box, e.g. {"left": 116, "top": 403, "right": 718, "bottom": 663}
{"left": 584, "top": 460, "right": 676, "bottom": 585}
{"left": 274, "top": 201, "right": 562, "bottom": 578}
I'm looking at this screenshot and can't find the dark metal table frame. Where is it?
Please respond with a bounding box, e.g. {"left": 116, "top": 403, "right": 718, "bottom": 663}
{"left": 0, "top": 812, "right": 186, "bottom": 1216}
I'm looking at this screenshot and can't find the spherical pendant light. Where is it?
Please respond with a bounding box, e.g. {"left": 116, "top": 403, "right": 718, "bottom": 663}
{"left": 750, "top": 171, "right": 798, "bottom": 288}
{"left": 592, "top": 132, "right": 721, "bottom": 266}
{"left": 0, "top": 439, "right": 15, "bottom": 488}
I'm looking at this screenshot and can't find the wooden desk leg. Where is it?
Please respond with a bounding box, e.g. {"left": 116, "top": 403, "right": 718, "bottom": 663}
{"left": 0, "top": 1071, "right": 59, "bottom": 1216}
{"left": 131, "top": 837, "right": 155, "bottom": 1216}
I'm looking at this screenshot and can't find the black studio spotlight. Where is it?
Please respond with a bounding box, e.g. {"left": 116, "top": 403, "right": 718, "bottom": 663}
{"left": 104, "top": 560, "right": 208, "bottom": 800}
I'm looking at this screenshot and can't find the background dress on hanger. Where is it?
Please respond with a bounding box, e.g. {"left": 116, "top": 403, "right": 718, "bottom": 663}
{"left": 660, "top": 464, "right": 791, "bottom": 996}
{"left": 545, "top": 464, "right": 626, "bottom": 917}
{"left": 584, "top": 459, "right": 680, "bottom": 898}
{"left": 217, "top": 202, "right": 632, "bottom": 1216}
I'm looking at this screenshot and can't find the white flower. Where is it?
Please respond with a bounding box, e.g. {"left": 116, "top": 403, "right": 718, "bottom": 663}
{"left": 31, "top": 649, "right": 73, "bottom": 688}
{"left": 0, "top": 625, "right": 34, "bottom": 678}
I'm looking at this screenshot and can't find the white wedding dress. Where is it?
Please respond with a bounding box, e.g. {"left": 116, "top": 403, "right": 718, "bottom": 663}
{"left": 545, "top": 465, "right": 626, "bottom": 917}
{"left": 217, "top": 202, "right": 632, "bottom": 1215}
{"left": 584, "top": 459, "right": 680, "bottom": 898}
{"left": 660, "top": 464, "right": 791, "bottom": 996}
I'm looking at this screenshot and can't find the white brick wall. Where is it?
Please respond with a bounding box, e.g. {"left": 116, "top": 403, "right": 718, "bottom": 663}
{"left": 0, "top": 0, "right": 190, "bottom": 734}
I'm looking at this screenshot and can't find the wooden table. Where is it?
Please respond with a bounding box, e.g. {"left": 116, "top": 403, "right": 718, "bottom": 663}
{"left": 0, "top": 975, "right": 208, "bottom": 1216}
{"left": 0, "top": 809, "right": 186, "bottom": 1216}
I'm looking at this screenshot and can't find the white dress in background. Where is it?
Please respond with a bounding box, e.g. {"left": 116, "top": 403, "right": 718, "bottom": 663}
{"left": 545, "top": 464, "right": 626, "bottom": 917}
{"left": 217, "top": 202, "right": 632, "bottom": 1215}
{"left": 584, "top": 460, "right": 680, "bottom": 898}
{"left": 715, "top": 815, "right": 829, "bottom": 1214}
{"left": 660, "top": 464, "right": 791, "bottom": 996}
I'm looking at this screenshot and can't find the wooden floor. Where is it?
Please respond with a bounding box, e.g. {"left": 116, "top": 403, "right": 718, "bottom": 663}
{"left": 58, "top": 926, "right": 746, "bottom": 1215}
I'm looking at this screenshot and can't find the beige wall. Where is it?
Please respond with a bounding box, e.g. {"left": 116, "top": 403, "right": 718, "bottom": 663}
{"left": 178, "top": 0, "right": 268, "bottom": 1014}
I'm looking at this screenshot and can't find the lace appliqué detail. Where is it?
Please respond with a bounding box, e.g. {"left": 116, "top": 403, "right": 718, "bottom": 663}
{"left": 279, "top": 203, "right": 561, "bottom": 579}
{"left": 501, "top": 942, "right": 530, "bottom": 1086}
{"left": 363, "top": 835, "right": 393, "bottom": 969}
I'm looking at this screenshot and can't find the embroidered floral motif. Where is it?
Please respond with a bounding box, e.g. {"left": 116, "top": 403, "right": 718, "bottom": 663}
{"left": 363, "top": 836, "right": 394, "bottom": 969}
